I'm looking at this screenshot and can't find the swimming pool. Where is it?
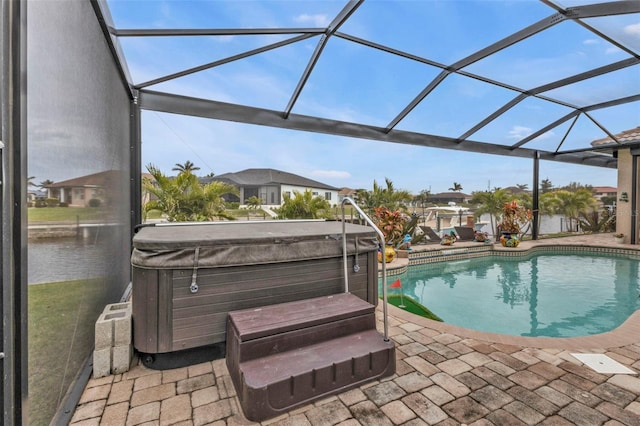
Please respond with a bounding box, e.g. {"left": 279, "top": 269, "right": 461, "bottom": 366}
{"left": 383, "top": 251, "right": 640, "bottom": 337}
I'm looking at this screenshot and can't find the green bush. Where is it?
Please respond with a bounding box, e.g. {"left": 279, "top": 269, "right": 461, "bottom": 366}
{"left": 45, "top": 198, "right": 59, "bottom": 207}
{"left": 88, "top": 198, "right": 101, "bottom": 208}
{"left": 225, "top": 201, "right": 240, "bottom": 209}
{"left": 58, "top": 202, "right": 69, "bottom": 208}
{"left": 35, "top": 200, "right": 47, "bottom": 208}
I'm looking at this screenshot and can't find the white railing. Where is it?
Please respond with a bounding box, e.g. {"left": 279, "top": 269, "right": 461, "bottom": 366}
{"left": 340, "top": 197, "right": 389, "bottom": 342}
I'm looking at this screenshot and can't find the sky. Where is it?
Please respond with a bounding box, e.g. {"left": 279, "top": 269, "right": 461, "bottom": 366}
{"left": 32, "top": 0, "right": 640, "bottom": 194}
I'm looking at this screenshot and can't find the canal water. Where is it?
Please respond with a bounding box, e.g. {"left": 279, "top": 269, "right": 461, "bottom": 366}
{"left": 28, "top": 237, "right": 112, "bottom": 284}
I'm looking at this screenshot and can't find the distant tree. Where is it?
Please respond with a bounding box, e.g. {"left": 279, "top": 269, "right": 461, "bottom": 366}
{"left": 28, "top": 176, "right": 36, "bottom": 188}
{"left": 172, "top": 160, "right": 200, "bottom": 173}
{"left": 245, "top": 196, "right": 262, "bottom": 210}
{"left": 600, "top": 195, "right": 616, "bottom": 206}
{"left": 516, "top": 183, "right": 529, "bottom": 190}
{"left": 413, "top": 189, "right": 431, "bottom": 223}
{"left": 143, "top": 164, "right": 237, "bottom": 221}
{"left": 38, "top": 179, "right": 54, "bottom": 189}
{"left": 277, "top": 190, "right": 331, "bottom": 219}
{"left": 558, "top": 182, "right": 593, "bottom": 193}
{"left": 355, "top": 178, "right": 412, "bottom": 214}
{"left": 470, "top": 188, "right": 512, "bottom": 237}
{"left": 545, "top": 189, "right": 596, "bottom": 232}
{"left": 540, "top": 178, "right": 553, "bottom": 193}
{"left": 373, "top": 178, "right": 412, "bottom": 211}
{"left": 449, "top": 182, "right": 463, "bottom": 192}
{"left": 204, "top": 172, "right": 215, "bottom": 178}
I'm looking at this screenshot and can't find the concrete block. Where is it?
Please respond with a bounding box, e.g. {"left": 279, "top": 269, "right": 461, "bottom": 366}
{"left": 95, "top": 302, "right": 132, "bottom": 350}
{"left": 105, "top": 302, "right": 131, "bottom": 314}
{"left": 106, "top": 302, "right": 132, "bottom": 347}
{"left": 93, "top": 347, "right": 112, "bottom": 378}
{"left": 112, "top": 344, "right": 133, "bottom": 374}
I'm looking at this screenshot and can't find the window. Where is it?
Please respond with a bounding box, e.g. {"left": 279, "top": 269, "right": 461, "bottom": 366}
{"left": 325, "top": 192, "right": 332, "bottom": 200}
{"left": 312, "top": 191, "right": 318, "bottom": 196}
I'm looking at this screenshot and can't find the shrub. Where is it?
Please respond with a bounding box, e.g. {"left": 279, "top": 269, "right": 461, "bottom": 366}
{"left": 225, "top": 201, "right": 240, "bottom": 209}
{"left": 58, "top": 202, "right": 69, "bottom": 207}
{"left": 88, "top": 198, "right": 101, "bottom": 208}
{"left": 35, "top": 200, "right": 47, "bottom": 208}
{"left": 45, "top": 198, "right": 59, "bottom": 207}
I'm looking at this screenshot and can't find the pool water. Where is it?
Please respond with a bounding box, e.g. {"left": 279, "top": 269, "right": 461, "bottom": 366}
{"left": 382, "top": 252, "right": 640, "bottom": 337}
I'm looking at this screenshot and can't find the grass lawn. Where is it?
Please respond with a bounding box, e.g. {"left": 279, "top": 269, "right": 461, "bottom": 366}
{"left": 28, "top": 207, "right": 109, "bottom": 223}
{"left": 28, "top": 278, "right": 106, "bottom": 426}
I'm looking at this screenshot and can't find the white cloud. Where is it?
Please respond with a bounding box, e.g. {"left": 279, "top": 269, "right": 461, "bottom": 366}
{"left": 624, "top": 22, "right": 640, "bottom": 36}
{"left": 507, "top": 126, "right": 533, "bottom": 139}
{"left": 294, "top": 13, "right": 330, "bottom": 27}
{"left": 583, "top": 39, "right": 599, "bottom": 45}
{"left": 534, "top": 131, "right": 555, "bottom": 141}
{"left": 605, "top": 46, "right": 622, "bottom": 55}
{"left": 311, "top": 170, "right": 352, "bottom": 179}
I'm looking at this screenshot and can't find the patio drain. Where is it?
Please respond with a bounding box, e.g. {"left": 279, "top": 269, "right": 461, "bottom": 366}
{"left": 571, "top": 353, "right": 636, "bottom": 374}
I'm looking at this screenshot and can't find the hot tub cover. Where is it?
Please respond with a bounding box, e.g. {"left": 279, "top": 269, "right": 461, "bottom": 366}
{"left": 131, "top": 220, "right": 379, "bottom": 269}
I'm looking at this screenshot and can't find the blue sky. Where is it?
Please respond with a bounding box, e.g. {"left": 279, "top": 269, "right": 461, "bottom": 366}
{"left": 105, "top": 0, "right": 640, "bottom": 193}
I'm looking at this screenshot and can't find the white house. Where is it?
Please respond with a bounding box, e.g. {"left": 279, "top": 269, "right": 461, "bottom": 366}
{"left": 204, "top": 168, "right": 340, "bottom": 207}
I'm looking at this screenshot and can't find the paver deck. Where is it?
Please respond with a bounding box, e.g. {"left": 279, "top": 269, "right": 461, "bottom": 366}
{"left": 72, "top": 234, "right": 640, "bottom": 425}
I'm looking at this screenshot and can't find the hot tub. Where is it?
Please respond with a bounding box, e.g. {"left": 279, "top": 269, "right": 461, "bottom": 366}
{"left": 130, "top": 220, "right": 379, "bottom": 362}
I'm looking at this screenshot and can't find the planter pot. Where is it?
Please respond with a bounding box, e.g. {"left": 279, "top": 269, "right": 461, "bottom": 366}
{"left": 377, "top": 245, "right": 397, "bottom": 263}
{"left": 615, "top": 237, "right": 624, "bottom": 244}
{"left": 500, "top": 232, "right": 520, "bottom": 248}
{"left": 440, "top": 236, "right": 456, "bottom": 246}
{"left": 396, "top": 249, "right": 409, "bottom": 259}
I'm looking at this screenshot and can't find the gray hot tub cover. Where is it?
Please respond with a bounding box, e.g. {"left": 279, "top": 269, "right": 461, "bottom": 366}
{"left": 131, "top": 221, "right": 379, "bottom": 269}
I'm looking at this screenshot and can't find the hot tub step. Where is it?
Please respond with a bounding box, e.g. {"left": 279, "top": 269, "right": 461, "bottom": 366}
{"left": 225, "top": 293, "right": 395, "bottom": 421}
{"left": 235, "top": 329, "right": 395, "bottom": 422}
{"left": 226, "top": 293, "right": 376, "bottom": 364}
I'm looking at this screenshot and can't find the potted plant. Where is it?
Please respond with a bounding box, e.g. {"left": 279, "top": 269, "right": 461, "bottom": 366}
{"left": 440, "top": 231, "right": 457, "bottom": 246}
{"left": 498, "top": 200, "right": 532, "bottom": 248}
{"left": 614, "top": 233, "right": 625, "bottom": 244}
{"left": 373, "top": 207, "right": 405, "bottom": 263}
{"left": 474, "top": 230, "right": 489, "bottom": 243}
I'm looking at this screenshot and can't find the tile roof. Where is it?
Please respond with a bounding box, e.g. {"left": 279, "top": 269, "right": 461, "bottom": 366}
{"left": 204, "top": 168, "right": 338, "bottom": 190}
{"left": 45, "top": 170, "right": 124, "bottom": 188}
{"left": 591, "top": 126, "right": 640, "bottom": 146}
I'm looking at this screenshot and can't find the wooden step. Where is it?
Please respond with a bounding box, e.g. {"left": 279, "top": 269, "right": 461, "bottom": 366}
{"left": 226, "top": 293, "right": 375, "bottom": 365}
{"left": 235, "top": 329, "right": 395, "bottom": 421}
{"left": 225, "top": 293, "right": 395, "bottom": 422}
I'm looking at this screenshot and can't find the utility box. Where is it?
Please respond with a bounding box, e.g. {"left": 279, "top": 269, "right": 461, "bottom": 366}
{"left": 130, "top": 221, "right": 378, "bottom": 362}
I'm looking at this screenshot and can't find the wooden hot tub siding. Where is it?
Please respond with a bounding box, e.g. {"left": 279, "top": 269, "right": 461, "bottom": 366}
{"left": 132, "top": 253, "right": 377, "bottom": 354}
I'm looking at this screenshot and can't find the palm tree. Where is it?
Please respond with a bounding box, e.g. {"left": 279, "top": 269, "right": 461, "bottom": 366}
{"left": 172, "top": 160, "right": 200, "bottom": 173}
{"left": 449, "top": 182, "right": 463, "bottom": 192}
{"left": 354, "top": 178, "right": 412, "bottom": 214}
{"left": 38, "top": 179, "right": 54, "bottom": 189}
{"left": 413, "top": 189, "right": 431, "bottom": 223}
{"left": 470, "top": 188, "right": 512, "bottom": 237}
{"left": 540, "top": 178, "right": 553, "bottom": 193}
{"left": 277, "top": 189, "right": 331, "bottom": 219}
{"left": 370, "top": 178, "right": 413, "bottom": 211}
{"left": 28, "top": 176, "right": 36, "bottom": 188}
{"left": 516, "top": 183, "right": 529, "bottom": 190}
{"left": 143, "top": 164, "right": 238, "bottom": 221}
{"left": 245, "top": 196, "right": 262, "bottom": 210}
{"left": 546, "top": 189, "right": 596, "bottom": 232}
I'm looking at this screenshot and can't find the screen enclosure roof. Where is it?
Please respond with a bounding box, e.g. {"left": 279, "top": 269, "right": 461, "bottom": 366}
{"left": 100, "top": 0, "right": 640, "bottom": 169}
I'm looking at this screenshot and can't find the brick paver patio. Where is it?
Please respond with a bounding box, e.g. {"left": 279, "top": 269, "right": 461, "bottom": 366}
{"left": 71, "top": 235, "right": 640, "bottom": 425}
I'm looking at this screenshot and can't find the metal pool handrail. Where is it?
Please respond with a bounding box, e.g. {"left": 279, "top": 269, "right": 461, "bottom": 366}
{"left": 340, "top": 197, "right": 389, "bottom": 342}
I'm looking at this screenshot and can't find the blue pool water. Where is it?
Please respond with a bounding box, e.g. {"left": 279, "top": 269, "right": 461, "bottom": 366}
{"left": 383, "top": 252, "right": 640, "bottom": 337}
